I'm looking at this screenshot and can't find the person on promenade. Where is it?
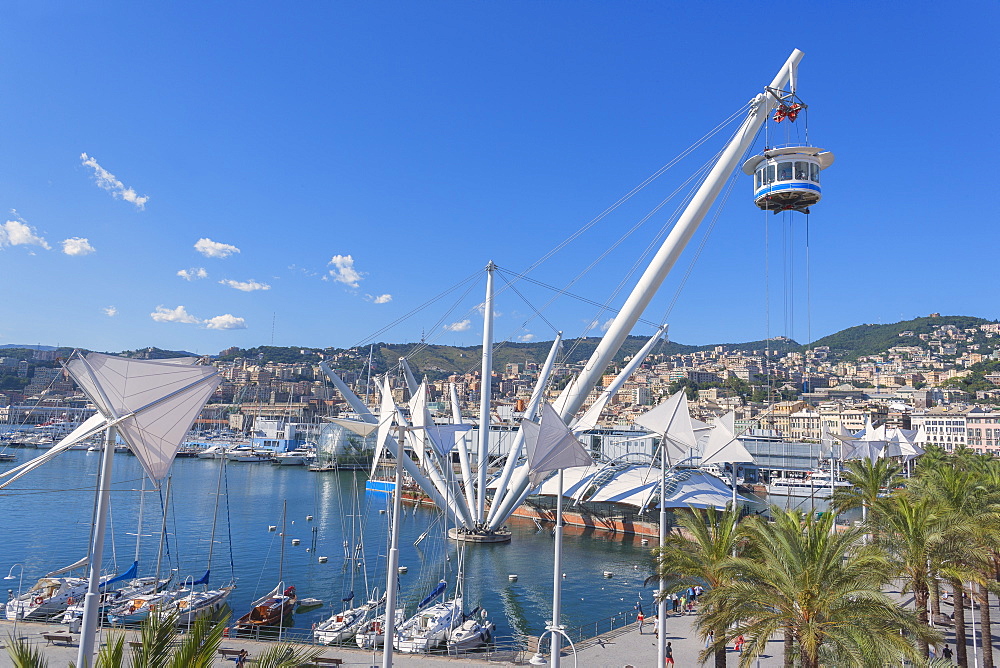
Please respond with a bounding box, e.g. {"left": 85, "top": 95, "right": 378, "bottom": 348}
{"left": 734, "top": 634, "right": 745, "bottom": 653}
{"left": 637, "top": 611, "right": 645, "bottom": 634}
{"left": 665, "top": 641, "right": 674, "bottom": 666}
{"left": 943, "top": 645, "right": 953, "bottom": 661}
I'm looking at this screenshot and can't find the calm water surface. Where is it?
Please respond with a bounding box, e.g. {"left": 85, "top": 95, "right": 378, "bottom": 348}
{"left": 0, "top": 449, "right": 656, "bottom": 641}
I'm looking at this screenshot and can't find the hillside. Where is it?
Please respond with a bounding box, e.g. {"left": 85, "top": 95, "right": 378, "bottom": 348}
{"left": 804, "top": 315, "right": 995, "bottom": 359}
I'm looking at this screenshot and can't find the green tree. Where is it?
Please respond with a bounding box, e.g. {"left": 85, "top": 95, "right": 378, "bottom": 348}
{"left": 652, "top": 505, "right": 742, "bottom": 668}
{"left": 832, "top": 458, "right": 902, "bottom": 522}
{"left": 704, "top": 509, "right": 935, "bottom": 668}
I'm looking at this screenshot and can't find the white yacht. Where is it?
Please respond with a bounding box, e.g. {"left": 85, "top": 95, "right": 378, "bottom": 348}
{"left": 766, "top": 470, "right": 850, "bottom": 498}
{"left": 6, "top": 577, "right": 89, "bottom": 621}
{"left": 447, "top": 610, "right": 495, "bottom": 651}
{"left": 225, "top": 447, "right": 272, "bottom": 462}
{"left": 394, "top": 595, "right": 463, "bottom": 653}
{"left": 355, "top": 608, "right": 406, "bottom": 650}
{"left": 272, "top": 445, "right": 316, "bottom": 466}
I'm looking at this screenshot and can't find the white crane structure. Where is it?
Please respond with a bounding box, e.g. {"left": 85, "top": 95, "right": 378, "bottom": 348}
{"left": 325, "top": 48, "right": 821, "bottom": 668}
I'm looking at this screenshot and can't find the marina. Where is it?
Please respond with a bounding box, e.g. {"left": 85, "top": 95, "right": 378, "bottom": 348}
{"left": 0, "top": 447, "right": 660, "bottom": 647}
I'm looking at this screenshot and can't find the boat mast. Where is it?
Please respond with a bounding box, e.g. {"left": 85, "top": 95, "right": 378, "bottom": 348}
{"left": 476, "top": 261, "right": 496, "bottom": 525}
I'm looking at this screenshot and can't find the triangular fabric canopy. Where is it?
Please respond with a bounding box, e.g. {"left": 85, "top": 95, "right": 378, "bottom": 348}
{"left": 368, "top": 377, "right": 399, "bottom": 479}
{"left": 846, "top": 439, "right": 885, "bottom": 462}
{"left": 699, "top": 411, "right": 754, "bottom": 465}
{"left": 329, "top": 417, "right": 381, "bottom": 437}
{"left": 634, "top": 391, "right": 698, "bottom": 465}
{"left": 66, "top": 353, "right": 221, "bottom": 481}
{"left": 523, "top": 402, "right": 592, "bottom": 487}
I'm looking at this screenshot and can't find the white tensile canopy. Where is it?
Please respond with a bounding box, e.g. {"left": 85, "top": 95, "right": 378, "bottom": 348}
{"left": 65, "top": 353, "right": 221, "bottom": 481}
{"left": 522, "top": 402, "right": 592, "bottom": 487}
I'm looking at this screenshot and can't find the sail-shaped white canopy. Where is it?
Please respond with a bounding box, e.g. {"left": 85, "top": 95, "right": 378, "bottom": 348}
{"left": 368, "top": 377, "right": 400, "bottom": 479}
{"left": 65, "top": 353, "right": 220, "bottom": 481}
{"left": 699, "top": 411, "right": 753, "bottom": 466}
{"left": 846, "top": 440, "right": 885, "bottom": 462}
{"left": 634, "top": 391, "right": 698, "bottom": 465}
{"left": 523, "top": 402, "right": 592, "bottom": 487}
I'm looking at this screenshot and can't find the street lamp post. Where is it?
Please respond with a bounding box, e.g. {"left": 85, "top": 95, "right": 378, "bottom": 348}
{"left": 5, "top": 564, "right": 25, "bottom": 637}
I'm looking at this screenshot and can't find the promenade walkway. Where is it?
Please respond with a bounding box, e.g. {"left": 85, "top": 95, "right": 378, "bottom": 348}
{"left": 0, "top": 589, "right": 994, "bottom": 667}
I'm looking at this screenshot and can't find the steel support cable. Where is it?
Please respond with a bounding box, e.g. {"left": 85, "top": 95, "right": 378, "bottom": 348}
{"left": 351, "top": 269, "right": 481, "bottom": 349}
{"left": 559, "top": 114, "right": 757, "bottom": 357}
{"left": 495, "top": 270, "right": 561, "bottom": 336}
{"left": 398, "top": 273, "right": 484, "bottom": 360}
{"left": 519, "top": 154, "right": 721, "bottom": 364}
{"left": 494, "top": 268, "right": 661, "bottom": 330}
{"left": 518, "top": 103, "right": 753, "bottom": 279}
{"left": 656, "top": 165, "right": 743, "bottom": 326}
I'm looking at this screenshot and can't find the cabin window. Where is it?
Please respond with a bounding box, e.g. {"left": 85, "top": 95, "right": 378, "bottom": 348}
{"left": 810, "top": 162, "right": 820, "bottom": 182}
{"left": 766, "top": 164, "right": 776, "bottom": 184}
{"left": 777, "top": 162, "right": 793, "bottom": 181}
{"left": 794, "top": 161, "right": 809, "bottom": 180}
{"left": 755, "top": 168, "right": 762, "bottom": 189}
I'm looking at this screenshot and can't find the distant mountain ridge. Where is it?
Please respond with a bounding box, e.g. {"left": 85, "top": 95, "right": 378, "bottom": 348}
{"left": 13, "top": 314, "right": 998, "bottom": 376}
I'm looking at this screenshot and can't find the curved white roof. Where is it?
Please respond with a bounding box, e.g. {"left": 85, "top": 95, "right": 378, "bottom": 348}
{"left": 742, "top": 146, "right": 835, "bottom": 174}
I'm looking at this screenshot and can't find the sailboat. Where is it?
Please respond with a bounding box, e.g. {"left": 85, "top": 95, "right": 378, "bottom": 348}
{"left": 393, "top": 579, "right": 463, "bottom": 653}
{"left": 169, "top": 456, "right": 237, "bottom": 628}
{"left": 5, "top": 559, "right": 92, "bottom": 621}
{"left": 314, "top": 471, "right": 379, "bottom": 645}
{"left": 234, "top": 501, "right": 295, "bottom": 633}
{"left": 447, "top": 606, "right": 495, "bottom": 652}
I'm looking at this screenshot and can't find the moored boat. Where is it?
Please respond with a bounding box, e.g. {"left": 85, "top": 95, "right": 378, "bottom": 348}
{"left": 234, "top": 584, "right": 296, "bottom": 631}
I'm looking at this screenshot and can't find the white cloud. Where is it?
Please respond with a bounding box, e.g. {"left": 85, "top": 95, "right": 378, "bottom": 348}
{"left": 80, "top": 153, "right": 149, "bottom": 210}
{"left": 444, "top": 319, "right": 472, "bottom": 332}
{"left": 150, "top": 305, "right": 199, "bottom": 324}
{"left": 600, "top": 318, "right": 615, "bottom": 332}
{"left": 518, "top": 333, "right": 536, "bottom": 342}
{"left": 476, "top": 302, "right": 502, "bottom": 317}
{"left": 220, "top": 279, "right": 270, "bottom": 292}
{"left": 203, "top": 314, "right": 247, "bottom": 330}
{"left": 177, "top": 267, "right": 208, "bottom": 281}
{"left": 61, "top": 237, "right": 95, "bottom": 256}
{"left": 327, "top": 254, "right": 363, "bottom": 288}
{"left": 366, "top": 293, "right": 392, "bottom": 304}
{"left": 103, "top": 306, "right": 118, "bottom": 317}
{"left": 194, "top": 238, "right": 240, "bottom": 258}
{"left": 1, "top": 218, "right": 50, "bottom": 250}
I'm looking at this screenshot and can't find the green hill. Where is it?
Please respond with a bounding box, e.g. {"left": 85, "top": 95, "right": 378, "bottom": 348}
{"left": 804, "top": 315, "right": 995, "bottom": 359}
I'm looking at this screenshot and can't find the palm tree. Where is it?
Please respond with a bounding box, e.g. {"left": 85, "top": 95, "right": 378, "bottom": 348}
{"left": 4, "top": 633, "right": 49, "bottom": 668}
{"left": 651, "top": 505, "right": 742, "bottom": 668}
{"left": 868, "top": 493, "right": 946, "bottom": 658}
{"left": 832, "top": 458, "right": 902, "bottom": 522}
{"left": 702, "top": 508, "right": 937, "bottom": 668}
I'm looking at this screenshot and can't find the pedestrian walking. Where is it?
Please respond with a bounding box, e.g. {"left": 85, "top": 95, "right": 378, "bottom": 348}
{"left": 735, "top": 634, "right": 745, "bottom": 653}
{"left": 706, "top": 630, "right": 714, "bottom": 648}
{"left": 665, "top": 641, "right": 674, "bottom": 666}
{"left": 637, "top": 611, "right": 645, "bottom": 634}
{"left": 943, "top": 645, "right": 953, "bottom": 661}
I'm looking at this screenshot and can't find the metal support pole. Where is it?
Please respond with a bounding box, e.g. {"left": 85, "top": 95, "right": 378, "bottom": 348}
{"left": 658, "top": 442, "right": 667, "bottom": 668}
{"left": 381, "top": 427, "right": 405, "bottom": 668}
{"left": 550, "top": 470, "right": 565, "bottom": 668}
{"left": 77, "top": 425, "right": 116, "bottom": 668}
{"left": 476, "top": 261, "right": 496, "bottom": 524}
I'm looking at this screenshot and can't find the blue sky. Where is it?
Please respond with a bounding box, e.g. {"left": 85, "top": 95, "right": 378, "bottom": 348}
{"left": 1, "top": 2, "right": 996, "bottom": 355}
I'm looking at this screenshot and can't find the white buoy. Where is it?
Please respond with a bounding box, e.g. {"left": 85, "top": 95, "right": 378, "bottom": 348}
{"left": 398, "top": 566, "right": 408, "bottom": 574}
{"left": 640, "top": 538, "right": 649, "bottom": 546}
{"left": 508, "top": 574, "right": 518, "bottom": 581}
{"left": 318, "top": 556, "right": 328, "bottom": 563}
{"left": 306, "top": 515, "right": 313, "bottom": 521}
{"left": 291, "top": 539, "right": 301, "bottom": 546}
{"left": 603, "top": 571, "right": 614, "bottom": 578}
{"left": 268, "top": 525, "right": 276, "bottom": 531}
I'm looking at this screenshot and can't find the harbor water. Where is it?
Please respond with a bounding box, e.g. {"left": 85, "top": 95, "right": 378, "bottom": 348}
{"left": 0, "top": 448, "right": 657, "bottom": 643}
